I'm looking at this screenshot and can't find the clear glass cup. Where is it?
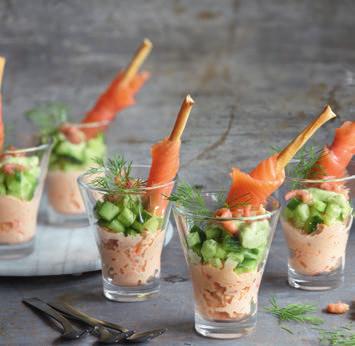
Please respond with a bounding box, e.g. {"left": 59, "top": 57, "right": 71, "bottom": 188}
{"left": 45, "top": 120, "right": 108, "bottom": 227}
{"left": 0, "top": 143, "right": 51, "bottom": 259}
{"left": 173, "top": 193, "right": 281, "bottom": 339}
{"left": 78, "top": 165, "right": 176, "bottom": 302}
{"left": 281, "top": 160, "right": 354, "bottom": 290}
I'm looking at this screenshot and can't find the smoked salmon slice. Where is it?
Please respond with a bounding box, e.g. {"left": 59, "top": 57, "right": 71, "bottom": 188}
{"left": 81, "top": 39, "right": 152, "bottom": 139}
{"left": 225, "top": 106, "right": 336, "bottom": 208}
{"left": 146, "top": 95, "right": 194, "bottom": 215}
{"left": 310, "top": 121, "right": 355, "bottom": 179}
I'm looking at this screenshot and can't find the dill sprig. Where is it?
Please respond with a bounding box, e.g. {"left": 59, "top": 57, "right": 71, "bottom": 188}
{"left": 265, "top": 297, "right": 324, "bottom": 327}
{"left": 25, "top": 102, "right": 68, "bottom": 139}
{"left": 88, "top": 156, "right": 146, "bottom": 192}
{"left": 318, "top": 325, "right": 355, "bottom": 345}
{"left": 168, "top": 181, "right": 212, "bottom": 216}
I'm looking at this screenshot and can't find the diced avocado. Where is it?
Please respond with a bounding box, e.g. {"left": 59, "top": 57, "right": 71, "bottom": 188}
{"left": 215, "top": 245, "right": 227, "bottom": 260}
{"left": 117, "top": 207, "right": 136, "bottom": 227}
{"left": 131, "top": 220, "right": 144, "bottom": 233}
{"left": 55, "top": 140, "right": 85, "bottom": 162}
{"left": 239, "top": 220, "right": 269, "bottom": 249}
{"left": 201, "top": 239, "right": 218, "bottom": 261}
{"left": 108, "top": 219, "right": 125, "bottom": 233}
{"left": 287, "top": 198, "right": 302, "bottom": 210}
{"left": 187, "top": 231, "right": 201, "bottom": 248}
{"left": 98, "top": 201, "right": 120, "bottom": 221}
{"left": 304, "top": 215, "right": 323, "bottom": 233}
{"left": 234, "top": 259, "right": 258, "bottom": 274}
{"left": 205, "top": 226, "right": 221, "bottom": 240}
{"left": 209, "top": 258, "right": 222, "bottom": 269}
{"left": 324, "top": 203, "right": 342, "bottom": 226}
{"left": 227, "top": 252, "right": 244, "bottom": 265}
{"left": 5, "top": 173, "right": 35, "bottom": 200}
{"left": 143, "top": 216, "right": 161, "bottom": 232}
{"left": 312, "top": 199, "right": 327, "bottom": 213}
{"left": 293, "top": 203, "right": 310, "bottom": 228}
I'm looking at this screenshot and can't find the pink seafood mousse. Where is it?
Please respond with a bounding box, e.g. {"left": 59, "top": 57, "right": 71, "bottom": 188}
{"left": 0, "top": 195, "right": 40, "bottom": 244}
{"left": 282, "top": 218, "right": 352, "bottom": 276}
{"left": 98, "top": 227, "right": 166, "bottom": 286}
{"left": 47, "top": 170, "right": 85, "bottom": 214}
{"left": 190, "top": 261, "right": 262, "bottom": 321}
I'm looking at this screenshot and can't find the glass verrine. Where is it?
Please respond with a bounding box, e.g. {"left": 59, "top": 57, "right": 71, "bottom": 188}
{"left": 45, "top": 120, "right": 108, "bottom": 227}
{"left": 281, "top": 160, "right": 354, "bottom": 291}
{"left": 78, "top": 165, "right": 176, "bottom": 302}
{"left": 173, "top": 193, "right": 281, "bottom": 339}
{"left": 0, "top": 143, "right": 51, "bottom": 259}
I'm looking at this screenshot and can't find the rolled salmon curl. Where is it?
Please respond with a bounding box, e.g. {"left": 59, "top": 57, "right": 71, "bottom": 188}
{"left": 214, "top": 208, "right": 237, "bottom": 235}
{"left": 311, "top": 121, "right": 355, "bottom": 178}
{"left": 81, "top": 71, "right": 150, "bottom": 140}
{"left": 226, "top": 154, "right": 285, "bottom": 207}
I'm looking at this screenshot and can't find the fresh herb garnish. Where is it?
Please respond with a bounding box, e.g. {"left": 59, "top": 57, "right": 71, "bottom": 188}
{"left": 25, "top": 102, "right": 69, "bottom": 139}
{"left": 318, "top": 325, "right": 355, "bottom": 345}
{"left": 88, "top": 156, "right": 146, "bottom": 192}
{"left": 265, "top": 297, "right": 324, "bottom": 328}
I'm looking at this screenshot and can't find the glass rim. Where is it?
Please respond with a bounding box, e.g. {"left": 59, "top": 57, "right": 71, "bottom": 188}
{"left": 77, "top": 164, "right": 178, "bottom": 193}
{"left": 2, "top": 142, "right": 51, "bottom": 155}
{"left": 173, "top": 191, "right": 281, "bottom": 222}
{"left": 61, "top": 119, "right": 111, "bottom": 129}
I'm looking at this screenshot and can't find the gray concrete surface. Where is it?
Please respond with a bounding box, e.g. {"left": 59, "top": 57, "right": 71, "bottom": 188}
{"left": 0, "top": 0, "right": 355, "bottom": 345}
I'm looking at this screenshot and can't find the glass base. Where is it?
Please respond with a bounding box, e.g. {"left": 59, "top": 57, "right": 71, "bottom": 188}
{"left": 45, "top": 204, "right": 88, "bottom": 228}
{"left": 194, "top": 312, "right": 256, "bottom": 339}
{"left": 102, "top": 277, "right": 160, "bottom": 302}
{"left": 0, "top": 238, "right": 35, "bottom": 259}
{"left": 288, "top": 265, "right": 344, "bottom": 291}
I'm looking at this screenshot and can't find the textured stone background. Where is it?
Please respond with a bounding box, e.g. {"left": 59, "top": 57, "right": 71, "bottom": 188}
{"left": 0, "top": 1, "right": 354, "bottom": 345}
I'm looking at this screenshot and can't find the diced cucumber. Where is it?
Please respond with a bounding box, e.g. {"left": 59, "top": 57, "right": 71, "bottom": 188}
{"left": 324, "top": 203, "right": 342, "bottom": 225}
{"left": 192, "top": 243, "right": 202, "bottom": 257}
{"left": 287, "top": 198, "right": 302, "bottom": 210}
{"left": 209, "top": 258, "right": 222, "bottom": 269}
{"left": 108, "top": 219, "right": 125, "bottom": 233}
{"left": 242, "top": 248, "right": 260, "bottom": 260}
{"left": 125, "top": 228, "right": 139, "bottom": 237}
{"left": 201, "top": 239, "right": 218, "bottom": 261}
{"left": 55, "top": 140, "right": 85, "bottom": 162}
{"left": 143, "top": 216, "right": 161, "bottom": 232}
{"left": 304, "top": 215, "right": 323, "bottom": 233}
{"left": 131, "top": 220, "right": 144, "bottom": 233}
{"left": 5, "top": 173, "right": 35, "bottom": 200}
{"left": 205, "top": 226, "right": 221, "bottom": 240}
{"left": 227, "top": 252, "right": 244, "bottom": 265}
{"left": 117, "top": 207, "right": 136, "bottom": 227}
{"left": 222, "top": 236, "right": 241, "bottom": 253}
{"left": 98, "top": 201, "right": 120, "bottom": 221}
{"left": 239, "top": 220, "right": 269, "bottom": 249}
{"left": 187, "top": 231, "right": 201, "bottom": 248}
{"left": 234, "top": 259, "right": 258, "bottom": 274}
{"left": 283, "top": 207, "right": 294, "bottom": 221}
{"left": 312, "top": 199, "right": 327, "bottom": 213}
{"left": 0, "top": 183, "right": 6, "bottom": 195}
{"left": 215, "top": 245, "right": 227, "bottom": 260}
{"left": 292, "top": 203, "right": 310, "bottom": 228}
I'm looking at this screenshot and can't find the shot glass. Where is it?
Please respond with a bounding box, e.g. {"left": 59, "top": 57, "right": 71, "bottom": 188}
{"left": 0, "top": 143, "right": 51, "bottom": 259}
{"left": 45, "top": 120, "right": 107, "bottom": 227}
{"left": 281, "top": 160, "right": 354, "bottom": 290}
{"left": 78, "top": 165, "right": 176, "bottom": 302}
{"left": 173, "top": 193, "right": 281, "bottom": 339}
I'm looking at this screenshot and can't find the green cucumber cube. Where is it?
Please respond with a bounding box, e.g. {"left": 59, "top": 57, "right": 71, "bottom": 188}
{"left": 234, "top": 259, "right": 257, "bottom": 274}
{"left": 304, "top": 215, "right": 323, "bottom": 233}
{"left": 187, "top": 232, "right": 201, "bottom": 248}
{"left": 143, "top": 216, "right": 161, "bottom": 232}
{"left": 215, "top": 245, "right": 227, "bottom": 260}
{"left": 242, "top": 248, "right": 259, "bottom": 260}
{"left": 132, "top": 220, "right": 144, "bottom": 232}
{"left": 324, "top": 203, "right": 342, "bottom": 225}
{"left": 125, "top": 228, "right": 139, "bottom": 237}
{"left": 287, "top": 198, "right": 301, "bottom": 210}
{"left": 312, "top": 200, "right": 327, "bottom": 213}
{"left": 205, "top": 226, "right": 221, "bottom": 240}
{"left": 108, "top": 219, "right": 125, "bottom": 233}
{"left": 0, "top": 183, "right": 6, "bottom": 195}
{"left": 98, "top": 201, "right": 120, "bottom": 221}
{"left": 283, "top": 207, "right": 293, "bottom": 221}
{"left": 209, "top": 258, "right": 222, "bottom": 269}
{"left": 222, "top": 236, "right": 241, "bottom": 253}
{"left": 5, "top": 173, "right": 35, "bottom": 200}
{"left": 117, "top": 207, "right": 136, "bottom": 227}
{"left": 227, "top": 252, "right": 244, "bottom": 265}
{"left": 201, "top": 239, "right": 218, "bottom": 261}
